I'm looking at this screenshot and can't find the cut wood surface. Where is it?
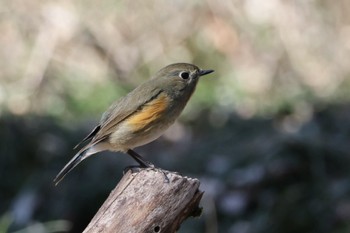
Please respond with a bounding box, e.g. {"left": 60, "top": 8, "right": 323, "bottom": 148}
{"left": 83, "top": 168, "right": 203, "bottom": 233}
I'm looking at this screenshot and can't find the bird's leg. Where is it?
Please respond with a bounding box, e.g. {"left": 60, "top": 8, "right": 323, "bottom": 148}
{"left": 125, "top": 149, "right": 169, "bottom": 183}
{"left": 126, "top": 149, "right": 155, "bottom": 168}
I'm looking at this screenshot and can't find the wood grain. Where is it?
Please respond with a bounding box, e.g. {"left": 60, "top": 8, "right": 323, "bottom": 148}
{"left": 83, "top": 168, "right": 203, "bottom": 233}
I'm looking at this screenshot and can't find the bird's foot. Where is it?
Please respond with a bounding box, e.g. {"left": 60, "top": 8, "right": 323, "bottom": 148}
{"left": 123, "top": 165, "right": 142, "bottom": 175}
{"left": 122, "top": 165, "right": 170, "bottom": 183}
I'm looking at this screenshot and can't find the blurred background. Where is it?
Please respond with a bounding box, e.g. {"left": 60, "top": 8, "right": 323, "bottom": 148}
{"left": 1, "top": 0, "right": 350, "bottom": 232}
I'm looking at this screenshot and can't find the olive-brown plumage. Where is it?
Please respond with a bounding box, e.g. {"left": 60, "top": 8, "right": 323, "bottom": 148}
{"left": 54, "top": 63, "right": 214, "bottom": 185}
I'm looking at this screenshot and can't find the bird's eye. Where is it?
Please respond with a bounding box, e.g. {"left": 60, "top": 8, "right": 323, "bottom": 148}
{"left": 179, "top": 71, "right": 189, "bottom": 79}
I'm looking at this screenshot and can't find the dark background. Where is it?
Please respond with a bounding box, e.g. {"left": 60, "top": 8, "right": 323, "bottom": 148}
{"left": 1, "top": 1, "right": 350, "bottom": 233}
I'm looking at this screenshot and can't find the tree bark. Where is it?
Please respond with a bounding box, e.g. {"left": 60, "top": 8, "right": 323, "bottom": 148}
{"left": 83, "top": 168, "right": 203, "bottom": 233}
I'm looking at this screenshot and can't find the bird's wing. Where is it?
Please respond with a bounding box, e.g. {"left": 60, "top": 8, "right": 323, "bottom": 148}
{"left": 73, "top": 125, "right": 101, "bottom": 149}
{"left": 90, "top": 81, "right": 164, "bottom": 144}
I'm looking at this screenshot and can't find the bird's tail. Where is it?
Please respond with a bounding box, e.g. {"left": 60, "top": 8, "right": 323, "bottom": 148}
{"left": 53, "top": 148, "right": 89, "bottom": 186}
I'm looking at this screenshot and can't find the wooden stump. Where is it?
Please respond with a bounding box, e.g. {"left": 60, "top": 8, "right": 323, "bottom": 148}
{"left": 83, "top": 168, "right": 203, "bottom": 233}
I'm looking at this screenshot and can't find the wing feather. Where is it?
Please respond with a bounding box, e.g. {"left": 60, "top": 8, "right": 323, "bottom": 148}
{"left": 88, "top": 80, "right": 163, "bottom": 145}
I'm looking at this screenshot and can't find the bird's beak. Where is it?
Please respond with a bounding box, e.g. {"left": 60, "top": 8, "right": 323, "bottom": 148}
{"left": 199, "top": 69, "right": 214, "bottom": 76}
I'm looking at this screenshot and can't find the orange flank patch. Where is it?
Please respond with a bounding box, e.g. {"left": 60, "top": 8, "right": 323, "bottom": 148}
{"left": 127, "top": 93, "right": 169, "bottom": 131}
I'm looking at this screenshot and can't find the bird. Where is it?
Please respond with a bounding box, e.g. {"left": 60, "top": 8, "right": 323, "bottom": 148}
{"left": 53, "top": 63, "right": 214, "bottom": 185}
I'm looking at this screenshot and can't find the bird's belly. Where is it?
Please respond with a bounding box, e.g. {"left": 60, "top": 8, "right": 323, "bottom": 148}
{"left": 109, "top": 119, "right": 174, "bottom": 150}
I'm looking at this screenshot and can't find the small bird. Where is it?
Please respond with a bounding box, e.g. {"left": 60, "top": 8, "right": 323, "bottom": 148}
{"left": 54, "top": 63, "right": 214, "bottom": 185}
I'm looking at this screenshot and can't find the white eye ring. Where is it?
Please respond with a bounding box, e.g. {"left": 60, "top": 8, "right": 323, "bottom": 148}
{"left": 179, "top": 71, "right": 190, "bottom": 79}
